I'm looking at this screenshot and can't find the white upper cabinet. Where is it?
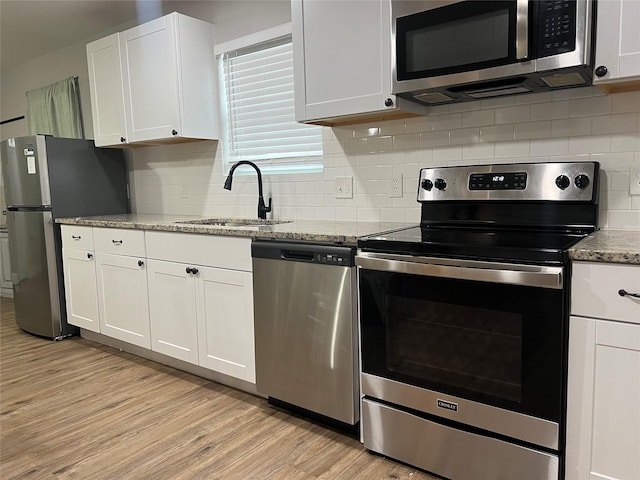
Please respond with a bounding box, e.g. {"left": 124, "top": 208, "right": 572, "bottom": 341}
{"left": 86, "top": 34, "right": 128, "bottom": 147}
{"left": 593, "top": 0, "right": 640, "bottom": 91}
{"left": 86, "top": 12, "right": 220, "bottom": 147}
{"left": 292, "top": 0, "right": 426, "bottom": 125}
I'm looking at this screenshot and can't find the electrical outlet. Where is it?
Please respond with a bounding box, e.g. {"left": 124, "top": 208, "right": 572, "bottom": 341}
{"left": 630, "top": 166, "right": 640, "bottom": 195}
{"left": 389, "top": 174, "right": 403, "bottom": 198}
{"left": 335, "top": 176, "right": 353, "bottom": 198}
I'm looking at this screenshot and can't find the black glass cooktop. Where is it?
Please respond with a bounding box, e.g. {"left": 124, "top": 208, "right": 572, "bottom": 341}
{"left": 358, "top": 226, "right": 588, "bottom": 264}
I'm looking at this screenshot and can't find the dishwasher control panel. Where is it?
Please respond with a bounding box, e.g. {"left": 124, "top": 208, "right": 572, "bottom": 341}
{"left": 314, "top": 252, "right": 350, "bottom": 265}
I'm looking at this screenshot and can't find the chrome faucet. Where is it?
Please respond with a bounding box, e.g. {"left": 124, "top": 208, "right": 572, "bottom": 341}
{"left": 223, "top": 161, "right": 272, "bottom": 219}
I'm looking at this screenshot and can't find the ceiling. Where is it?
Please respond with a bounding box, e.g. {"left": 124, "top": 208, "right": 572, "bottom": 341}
{"left": 0, "top": 1, "right": 167, "bottom": 71}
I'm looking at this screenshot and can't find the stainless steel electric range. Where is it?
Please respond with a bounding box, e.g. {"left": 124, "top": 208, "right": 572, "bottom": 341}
{"left": 356, "top": 162, "right": 600, "bottom": 480}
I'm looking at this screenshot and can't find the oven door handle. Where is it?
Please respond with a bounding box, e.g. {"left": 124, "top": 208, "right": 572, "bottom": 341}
{"left": 355, "top": 254, "right": 563, "bottom": 289}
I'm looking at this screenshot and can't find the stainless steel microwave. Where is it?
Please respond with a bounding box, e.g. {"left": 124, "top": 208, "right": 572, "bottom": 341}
{"left": 392, "top": 0, "right": 595, "bottom": 105}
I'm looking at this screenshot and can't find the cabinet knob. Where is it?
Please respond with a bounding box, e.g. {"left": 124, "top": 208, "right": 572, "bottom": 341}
{"left": 186, "top": 267, "right": 193, "bottom": 274}
{"left": 384, "top": 98, "right": 394, "bottom": 107}
{"left": 171, "top": 129, "right": 178, "bottom": 136}
{"left": 120, "top": 137, "right": 126, "bottom": 143}
{"left": 191, "top": 267, "right": 199, "bottom": 275}
{"left": 138, "top": 260, "right": 144, "bottom": 267}
{"left": 595, "top": 65, "right": 608, "bottom": 78}
{"left": 87, "top": 253, "right": 93, "bottom": 259}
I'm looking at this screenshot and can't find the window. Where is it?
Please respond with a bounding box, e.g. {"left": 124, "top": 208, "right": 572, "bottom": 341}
{"left": 218, "top": 34, "right": 323, "bottom": 174}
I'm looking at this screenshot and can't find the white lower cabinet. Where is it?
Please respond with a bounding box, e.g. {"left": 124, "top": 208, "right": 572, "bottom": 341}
{"left": 566, "top": 261, "right": 640, "bottom": 480}
{"left": 93, "top": 227, "right": 150, "bottom": 349}
{"left": 61, "top": 226, "right": 99, "bottom": 332}
{"left": 61, "top": 226, "right": 255, "bottom": 385}
{"left": 96, "top": 252, "right": 150, "bottom": 349}
{"left": 196, "top": 266, "right": 255, "bottom": 383}
{"left": 145, "top": 231, "right": 255, "bottom": 384}
{"left": 146, "top": 259, "right": 199, "bottom": 364}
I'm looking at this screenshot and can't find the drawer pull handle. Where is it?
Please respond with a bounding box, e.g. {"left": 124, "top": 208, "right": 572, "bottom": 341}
{"left": 72, "top": 235, "right": 81, "bottom": 240}
{"left": 112, "top": 240, "right": 123, "bottom": 245}
{"left": 618, "top": 289, "right": 640, "bottom": 299}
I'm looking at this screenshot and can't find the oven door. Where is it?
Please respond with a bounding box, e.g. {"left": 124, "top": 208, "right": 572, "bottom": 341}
{"left": 357, "top": 252, "right": 566, "bottom": 450}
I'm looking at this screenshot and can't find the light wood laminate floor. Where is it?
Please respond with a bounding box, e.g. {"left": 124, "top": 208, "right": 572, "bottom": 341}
{"left": 0, "top": 298, "right": 437, "bottom": 480}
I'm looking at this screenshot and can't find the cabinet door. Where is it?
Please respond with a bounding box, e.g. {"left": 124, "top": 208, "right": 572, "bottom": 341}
{"left": 62, "top": 248, "right": 99, "bottom": 332}
{"left": 292, "top": 0, "right": 394, "bottom": 122}
{"left": 86, "top": 33, "right": 128, "bottom": 146}
{"left": 96, "top": 253, "right": 150, "bottom": 348}
{"left": 147, "top": 259, "right": 198, "bottom": 364}
{"left": 594, "top": 0, "right": 640, "bottom": 85}
{"left": 120, "top": 15, "right": 180, "bottom": 143}
{"left": 196, "top": 266, "right": 255, "bottom": 383}
{"left": 566, "top": 316, "right": 640, "bottom": 480}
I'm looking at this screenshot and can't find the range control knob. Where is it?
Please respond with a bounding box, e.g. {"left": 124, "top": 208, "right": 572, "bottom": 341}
{"left": 555, "top": 174, "right": 570, "bottom": 190}
{"left": 421, "top": 179, "right": 434, "bottom": 191}
{"left": 574, "top": 174, "right": 590, "bottom": 189}
{"left": 434, "top": 178, "right": 447, "bottom": 191}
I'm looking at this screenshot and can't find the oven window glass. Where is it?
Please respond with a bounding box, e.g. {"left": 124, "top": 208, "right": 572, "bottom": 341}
{"left": 359, "top": 268, "right": 565, "bottom": 422}
{"left": 406, "top": 10, "right": 510, "bottom": 73}
{"left": 387, "top": 297, "right": 522, "bottom": 402}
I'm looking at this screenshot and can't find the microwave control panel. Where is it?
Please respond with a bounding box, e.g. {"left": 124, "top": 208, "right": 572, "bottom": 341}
{"left": 537, "top": 0, "right": 576, "bottom": 57}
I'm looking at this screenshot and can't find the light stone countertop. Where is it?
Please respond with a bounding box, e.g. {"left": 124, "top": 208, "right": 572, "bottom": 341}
{"left": 569, "top": 230, "right": 640, "bottom": 265}
{"left": 56, "top": 214, "right": 415, "bottom": 245}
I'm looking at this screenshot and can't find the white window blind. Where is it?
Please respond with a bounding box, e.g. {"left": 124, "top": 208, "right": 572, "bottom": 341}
{"left": 219, "top": 35, "right": 323, "bottom": 174}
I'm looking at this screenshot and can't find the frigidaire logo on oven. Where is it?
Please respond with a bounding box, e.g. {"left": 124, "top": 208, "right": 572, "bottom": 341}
{"left": 437, "top": 399, "right": 458, "bottom": 412}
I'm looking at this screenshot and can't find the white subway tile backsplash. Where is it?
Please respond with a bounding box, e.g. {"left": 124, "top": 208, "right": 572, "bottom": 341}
{"left": 132, "top": 91, "right": 640, "bottom": 230}
{"left": 495, "top": 105, "right": 530, "bottom": 124}
{"left": 530, "top": 101, "right": 570, "bottom": 121}
{"left": 450, "top": 128, "right": 480, "bottom": 145}
{"left": 569, "top": 135, "right": 611, "bottom": 154}
{"left": 592, "top": 113, "right": 638, "bottom": 135}
{"left": 462, "top": 109, "right": 495, "bottom": 127}
{"left": 551, "top": 117, "right": 591, "bottom": 137}
{"left": 495, "top": 141, "right": 531, "bottom": 158}
{"left": 420, "top": 130, "right": 450, "bottom": 147}
{"left": 514, "top": 121, "right": 551, "bottom": 140}
{"left": 612, "top": 91, "right": 640, "bottom": 113}
{"left": 569, "top": 95, "right": 612, "bottom": 117}
{"left": 530, "top": 138, "right": 569, "bottom": 156}
{"left": 480, "top": 125, "right": 515, "bottom": 143}
{"left": 393, "top": 133, "right": 421, "bottom": 150}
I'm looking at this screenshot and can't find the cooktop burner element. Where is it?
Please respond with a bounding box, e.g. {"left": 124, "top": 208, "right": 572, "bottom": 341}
{"left": 359, "top": 161, "right": 600, "bottom": 264}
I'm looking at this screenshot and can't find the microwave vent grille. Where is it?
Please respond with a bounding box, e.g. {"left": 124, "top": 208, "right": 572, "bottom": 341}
{"left": 541, "top": 72, "right": 588, "bottom": 88}
{"left": 412, "top": 92, "right": 454, "bottom": 105}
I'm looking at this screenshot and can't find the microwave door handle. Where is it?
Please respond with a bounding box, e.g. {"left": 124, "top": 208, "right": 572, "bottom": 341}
{"left": 516, "top": 0, "right": 529, "bottom": 60}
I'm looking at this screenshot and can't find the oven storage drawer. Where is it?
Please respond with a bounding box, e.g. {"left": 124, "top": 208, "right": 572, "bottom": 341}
{"left": 363, "top": 398, "right": 559, "bottom": 480}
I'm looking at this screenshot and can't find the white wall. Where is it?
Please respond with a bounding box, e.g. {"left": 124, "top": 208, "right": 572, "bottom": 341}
{"left": 132, "top": 87, "right": 640, "bottom": 230}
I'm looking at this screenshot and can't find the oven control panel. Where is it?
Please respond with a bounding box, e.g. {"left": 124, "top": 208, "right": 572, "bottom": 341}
{"left": 418, "top": 162, "right": 598, "bottom": 202}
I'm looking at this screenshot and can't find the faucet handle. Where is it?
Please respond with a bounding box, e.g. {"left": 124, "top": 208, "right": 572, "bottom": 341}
{"left": 265, "top": 197, "right": 272, "bottom": 214}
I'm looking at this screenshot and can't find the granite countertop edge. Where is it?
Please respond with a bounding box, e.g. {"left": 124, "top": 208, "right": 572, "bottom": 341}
{"left": 56, "top": 214, "right": 414, "bottom": 245}
{"left": 569, "top": 230, "right": 640, "bottom": 265}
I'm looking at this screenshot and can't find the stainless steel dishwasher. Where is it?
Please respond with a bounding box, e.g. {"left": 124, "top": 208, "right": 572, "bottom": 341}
{"left": 252, "top": 240, "right": 358, "bottom": 428}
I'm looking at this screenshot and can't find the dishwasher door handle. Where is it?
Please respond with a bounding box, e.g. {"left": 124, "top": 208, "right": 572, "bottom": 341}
{"left": 281, "top": 250, "right": 315, "bottom": 261}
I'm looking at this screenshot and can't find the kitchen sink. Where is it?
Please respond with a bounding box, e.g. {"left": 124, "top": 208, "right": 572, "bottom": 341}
{"left": 174, "top": 218, "right": 291, "bottom": 228}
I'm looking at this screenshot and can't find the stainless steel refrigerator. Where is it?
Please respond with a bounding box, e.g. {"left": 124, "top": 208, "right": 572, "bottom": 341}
{"left": 1, "top": 135, "right": 129, "bottom": 339}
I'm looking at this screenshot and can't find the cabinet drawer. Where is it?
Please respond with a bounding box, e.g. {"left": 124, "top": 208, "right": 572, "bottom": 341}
{"left": 145, "top": 231, "right": 251, "bottom": 271}
{"left": 571, "top": 262, "right": 640, "bottom": 324}
{"left": 94, "top": 227, "right": 145, "bottom": 257}
{"left": 61, "top": 226, "right": 94, "bottom": 250}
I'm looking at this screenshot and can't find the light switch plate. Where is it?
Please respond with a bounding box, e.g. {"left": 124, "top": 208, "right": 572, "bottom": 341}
{"left": 630, "top": 166, "right": 640, "bottom": 195}
{"left": 335, "top": 176, "right": 353, "bottom": 198}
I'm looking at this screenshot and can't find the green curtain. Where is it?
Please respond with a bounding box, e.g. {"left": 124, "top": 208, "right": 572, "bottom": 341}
{"left": 26, "top": 76, "right": 84, "bottom": 138}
